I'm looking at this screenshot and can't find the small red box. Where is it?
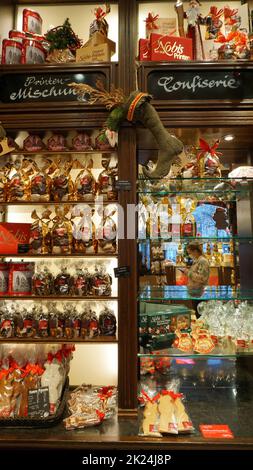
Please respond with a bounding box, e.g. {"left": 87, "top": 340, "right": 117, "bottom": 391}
{"left": 0, "top": 223, "right": 31, "bottom": 255}
{"left": 150, "top": 33, "right": 192, "bottom": 61}
{"left": 139, "top": 38, "right": 151, "bottom": 61}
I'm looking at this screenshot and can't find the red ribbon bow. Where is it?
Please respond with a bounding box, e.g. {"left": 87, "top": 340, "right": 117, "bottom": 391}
{"left": 0, "top": 369, "right": 9, "bottom": 380}
{"left": 161, "top": 390, "right": 184, "bottom": 400}
{"left": 25, "top": 363, "right": 44, "bottom": 376}
{"left": 140, "top": 389, "right": 160, "bottom": 403}
{"left": 145, "top": 13, "right": 159, "bottom": 30}
{"left": 209, "top": 7, "right": 223, "bottom": 20}
{"left": 197, "top": 138, "right": 222, "bottom": 160}
{"left": 95, "top": 409, "right": 105, "bottom": 421}
{"left": 215, "top": 31, "right": 237, "bottom": 44}
{"left": 224, "top": 7, "right": 238, "bottom": 24}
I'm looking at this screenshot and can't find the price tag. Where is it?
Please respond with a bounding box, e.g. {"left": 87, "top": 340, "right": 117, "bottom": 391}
{"left": 28, "top": 387, "right": 50, "bottom": 418}
{"left": 115, "top": 180, "right": 132, "bottom": 191}
{"left": 114, "top": 266, "right": 130, "bottom": 278}
{"left": 200, "top": 424, "right": 234, "bottom": 439}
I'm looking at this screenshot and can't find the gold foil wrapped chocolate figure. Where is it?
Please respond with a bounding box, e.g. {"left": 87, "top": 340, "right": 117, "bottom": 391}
{"left": 74, "top": 159, "right": 96, "bottom": 202}
{"left": 7, "top": 157, "right": 31, "bottom": 202}
{"left": 51, "top": 159, "right": 74, "bottom": 202}
{"left": 51, "top": 206, "right": 73, "bottom": 254}
{"left": 97, "top": 156, "right": 118, "bottom": 201}
{"left": 29, "top": 209, "right": 52, "bottom": 254}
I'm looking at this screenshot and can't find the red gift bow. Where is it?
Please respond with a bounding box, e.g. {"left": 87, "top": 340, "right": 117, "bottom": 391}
{"left": 214, "top": 31, "right": 237, "bottom": 44}
{"left": 234, "top": 31, "right": 248, "bottom": 47}
{"left": 94, "top": 5, "right": 110, "bottom": 21}
{"left": 224, "top": 7, "right": 238, "bottom": 24}
{"left": 161, "top": 390, "right": 184, "bottom": 400}
{"left": 99, "top": 386, "right": 114, "bottom": 395}
{"left": 197, "top": 138, "right": 222, "bottom": 160}
{"left": 0, "top": 369, "right": 9, "bottom": 380}
{"left": 47, "top": 351, "right": 63, "bottom": 363}
{"left": 96, "top": 409, "right": 105, "bottom": 421}
{"left": 98, "top": 387, "right": 113, "bottom": 400}
{"left": 24, "top": 363, "right": 44, "bottom": 376}
{"left": 209, "top": 6, "right": 223, "bottom": 20}
{"left": 140, "top": 389, "right": 160, "bottom": 404}
{"left": 145, "top": 13, "right": 159, "bottom": 30}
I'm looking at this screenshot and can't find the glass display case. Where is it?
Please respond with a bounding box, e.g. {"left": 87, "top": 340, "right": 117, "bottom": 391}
{"left": 137, "top": 125, "right": 253, "bottom": 439}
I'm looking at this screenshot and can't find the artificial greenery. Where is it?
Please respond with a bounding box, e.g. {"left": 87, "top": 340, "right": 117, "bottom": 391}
{"left": 45, "top": 18, "right": 81, "bottom": 52}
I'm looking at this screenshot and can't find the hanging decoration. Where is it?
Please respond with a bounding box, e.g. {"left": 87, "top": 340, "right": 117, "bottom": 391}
{"left": 69, "top": 81, "right": 184, "bottom": 179}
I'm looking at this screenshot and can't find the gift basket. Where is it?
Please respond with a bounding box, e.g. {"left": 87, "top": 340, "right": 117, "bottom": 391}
{"left": 0, "top": 343, "right": 74, "bottom": 427}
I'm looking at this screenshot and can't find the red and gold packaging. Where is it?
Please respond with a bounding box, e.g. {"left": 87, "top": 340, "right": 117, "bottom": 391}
{"left": 29, "top": 209, "right": 52, "bottom": 255}
{"left": 21, "top": 39, "right": 46, "bottom": 64}
{"left": 0, "top": 262, "right": 9, "bottom": 295}
{"left": 23, "top": 134, "right": 45, "bottom": 152}
{"left": 1, "top": 39, "right": 22, "bottom": 64}
{"left": 7, "top": 158, "right": 31, "bottom": 202}
{"left": 8, "top": 30, "right": 27, "bottom": 42}
{"left": 22, "top": 8, "right": 43, "bottom": 35}
{"left": 51, "top": 207, "right": 73, "bottom": 255}
{"left": 0, "top": 222, "right": 31, "bottom": 255}
{"left": 150, "top": 33, "right": 193, "bottom": 61}
{"left": 139, "top": 39, "right": 151, "bottom": 61}
{"left": 8, "top": 261, "right": 35, "bottom": 296}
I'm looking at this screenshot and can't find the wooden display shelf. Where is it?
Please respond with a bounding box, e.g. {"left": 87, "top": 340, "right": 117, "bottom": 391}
{"left": 0, "top": 200, "right": 119, "bottom": 206}
{"left": 0, "top": 336, "right": 118, "bottom": 344}
{"left": 1, "top": 253, "right": 118, "bottom": 258}
{"left": 10, "top": 150, "right": 117, "bottom": 155}
{"left": 0, "top": 295, "right": 118, "bottom": 300}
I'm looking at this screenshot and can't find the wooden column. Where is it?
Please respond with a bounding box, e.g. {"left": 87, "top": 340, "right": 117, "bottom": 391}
{"left": 117, "top": 0, "right": 138, "bottom": 413}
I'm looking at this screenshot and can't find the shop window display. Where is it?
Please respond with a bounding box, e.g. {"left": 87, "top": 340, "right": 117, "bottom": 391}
{"left": 137, "top": 125, "right": 253, "bottom": 439}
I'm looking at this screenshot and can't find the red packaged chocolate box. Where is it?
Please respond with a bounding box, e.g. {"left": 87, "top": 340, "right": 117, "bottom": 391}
{"left": 0, "top": 223, "right": 31, "bottom": 255}
{"left": 150, "top": 33, "right": 192, "bottom": 61}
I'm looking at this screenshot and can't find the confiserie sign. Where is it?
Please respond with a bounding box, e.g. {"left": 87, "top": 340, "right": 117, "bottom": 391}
{"left": 0, "top": 71, "right": 106, "bottom": 103}
{"left": 147, "top": 69, "right": 253, "bottom": 100}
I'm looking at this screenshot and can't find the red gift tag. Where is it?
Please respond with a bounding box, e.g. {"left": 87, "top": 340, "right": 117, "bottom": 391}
{"left": 200, "top": 424, "right": 234, "bottom": 439}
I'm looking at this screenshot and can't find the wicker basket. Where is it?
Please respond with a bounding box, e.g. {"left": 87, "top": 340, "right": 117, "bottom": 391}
{"left": 0, "top": 377, "right": 69, "bottom": 428}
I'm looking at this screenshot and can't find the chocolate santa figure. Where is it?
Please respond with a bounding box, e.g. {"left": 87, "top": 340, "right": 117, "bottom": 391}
{"left": 175, "top": 0, "right": 205, "bottom": 60}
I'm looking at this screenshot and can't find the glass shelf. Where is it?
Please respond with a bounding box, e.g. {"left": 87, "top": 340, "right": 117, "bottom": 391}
{"left": 0, "top": 200, "right": 119, "bottom": 206}
{"left": 0, "top": 295, "right": 118, "bottom": 301}
{"left": 137, "top": 176, "right": 253, "bottom": 200}
{"left": 139, "top": 285, "right": 253, "bottom": 301}
{"left": 138, "top": 176, "right": 253, "bottom": 182}
{"left": 0, "top": 337, "right": 118, "bottom": 344}
{"left": 138, "top": 236, "right": 253, "bottom": 243}
{"left": 138, "top": 352, "right": 253, "bottom": 358}
{"left": 1, "top": 254, "right": 118, "bottom": 258}
{"left": 11, "top": 150, "right": 117, "bottom": 156}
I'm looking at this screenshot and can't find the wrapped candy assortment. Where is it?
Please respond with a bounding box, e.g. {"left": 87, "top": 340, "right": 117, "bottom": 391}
{"left": 0, "top": 343, "right": 74, "bottom": 418}
{"left": 138, "top": 380, "right": 194, "bottom": 437}
{"left": 32, "top": 263, "right": 113, "bottom": 297}
{"left": 0, "top": 155, "right": 117, "bottom": 204}
{"left": 27, "top": 205, "right": 118, "bottom": 255}
{"left": 0, "top": 301, "right": 116, "bottom": 339}
{"left": 64, "top": 384, "right": 117, "bottom": 430}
